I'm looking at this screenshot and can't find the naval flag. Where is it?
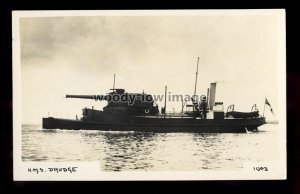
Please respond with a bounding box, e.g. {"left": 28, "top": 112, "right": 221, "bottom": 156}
{"left": 265, "top": 98, "right": 274, "bottom": 115}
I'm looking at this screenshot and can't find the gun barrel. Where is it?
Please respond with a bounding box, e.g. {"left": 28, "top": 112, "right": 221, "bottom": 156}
{"left": 66, "top": 95, "right": 95, "bottom": 99}
{"left": 66, "top": 94, "right": 106, "bottom": 100}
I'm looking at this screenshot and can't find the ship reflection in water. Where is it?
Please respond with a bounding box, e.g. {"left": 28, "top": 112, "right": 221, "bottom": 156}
{"left": 22, "top": 124, "right": 278, "bottom": 171}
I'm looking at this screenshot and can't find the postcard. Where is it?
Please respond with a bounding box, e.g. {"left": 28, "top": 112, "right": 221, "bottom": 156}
{"left": 13, "top": 10, "right": 286, "bottom": 180}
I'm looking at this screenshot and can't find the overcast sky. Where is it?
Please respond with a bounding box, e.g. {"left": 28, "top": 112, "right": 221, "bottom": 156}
{"left": 18, "top": 11, "right": 285, "bottom": 124}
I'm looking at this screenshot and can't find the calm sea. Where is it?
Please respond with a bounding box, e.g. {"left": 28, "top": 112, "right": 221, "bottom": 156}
{"left": 22, "top": 124, "right": 279, "bottom": 171}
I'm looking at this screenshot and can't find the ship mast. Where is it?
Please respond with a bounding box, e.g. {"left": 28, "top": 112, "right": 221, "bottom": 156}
{"left": 193, "top": 57, "right": 200, "bottom": 97}
{"left": 113, "top": 74, "right": 116, "bottom": 90}
{"left": 190, "top": 57, "right": 202, "bottom": 118}
{"left": 164, "top": 85, "right": 167, "bottom": 119}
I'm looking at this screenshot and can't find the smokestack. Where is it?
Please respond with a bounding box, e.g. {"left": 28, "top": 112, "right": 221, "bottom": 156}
{"left": 209, "top": 83, "right": 216, "bottom": 110}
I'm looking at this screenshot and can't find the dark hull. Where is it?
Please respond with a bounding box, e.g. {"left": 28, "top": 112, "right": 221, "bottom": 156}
{"left": 42, "top": 117, "right": 266, "bottom": 133}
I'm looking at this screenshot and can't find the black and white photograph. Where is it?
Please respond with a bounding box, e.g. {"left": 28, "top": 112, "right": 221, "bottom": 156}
{"left": 13, "top": 10, "right": 286, "bottom": 180}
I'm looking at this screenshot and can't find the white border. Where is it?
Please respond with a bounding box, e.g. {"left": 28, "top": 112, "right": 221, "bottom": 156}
{"left": 12, "top": 9, "right": 286, "bottom": 181}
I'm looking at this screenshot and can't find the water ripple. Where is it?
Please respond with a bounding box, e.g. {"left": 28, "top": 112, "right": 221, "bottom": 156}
{"left": 22, "top": 124, "right": 279, "bottom": 171}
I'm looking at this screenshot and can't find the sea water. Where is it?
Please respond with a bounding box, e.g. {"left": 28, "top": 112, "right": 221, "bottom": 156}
{"left": 21, "top": 124, "right": 279, "bottom": 171}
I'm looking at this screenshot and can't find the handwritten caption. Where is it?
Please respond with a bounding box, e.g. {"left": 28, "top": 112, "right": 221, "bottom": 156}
{"left": 253, "top": 167, "right": 268, "bottom": 172}
{"left": 28, "top": 167, "right": 78, "bottom": 174}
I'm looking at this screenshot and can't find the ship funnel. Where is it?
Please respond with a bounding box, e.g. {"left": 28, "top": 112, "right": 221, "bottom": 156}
{"left": 209, "top": 83, "right": 216, "bottom": 110}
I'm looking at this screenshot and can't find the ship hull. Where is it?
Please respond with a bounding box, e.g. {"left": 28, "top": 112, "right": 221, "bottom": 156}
{"left": 42, "top": 117, "right": 266, "bottom": 133}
